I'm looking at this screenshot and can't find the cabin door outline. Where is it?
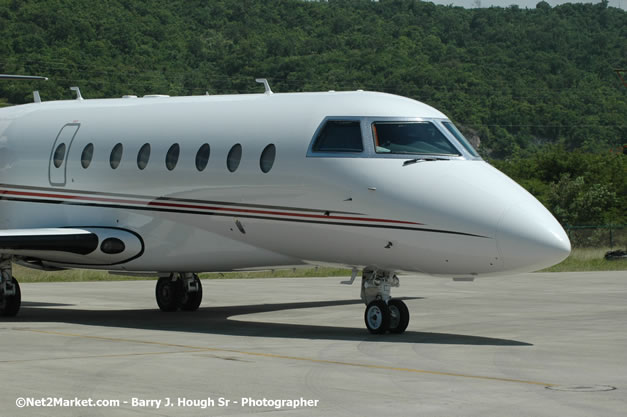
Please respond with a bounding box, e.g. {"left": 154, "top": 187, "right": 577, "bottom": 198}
{"left": 48, "top": 123, "right": 80, "bottom": 186}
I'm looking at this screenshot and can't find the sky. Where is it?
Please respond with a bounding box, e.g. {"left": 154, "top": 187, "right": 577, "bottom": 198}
{"left": 427, "top": 0, "right": 626, "bottom": 10}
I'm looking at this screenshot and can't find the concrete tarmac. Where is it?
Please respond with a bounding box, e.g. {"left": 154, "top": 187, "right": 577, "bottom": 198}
{"left": 1, "top": 271, "right": 625, "bottom": 416}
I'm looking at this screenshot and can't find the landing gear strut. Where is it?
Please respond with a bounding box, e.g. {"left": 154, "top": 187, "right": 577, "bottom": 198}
{"left": 0, "top": 258, "right": 21, "bottom": 317}
{"left": 155, "top": 273, "right": 202, "bottom": 312}
{"left": 361, "top": 268, "right": 409, "bottom": 334}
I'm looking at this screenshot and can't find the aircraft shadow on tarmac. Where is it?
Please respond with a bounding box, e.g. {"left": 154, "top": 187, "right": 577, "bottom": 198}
{"left": 14, "top": 299, "right": 531, "bottom": 346}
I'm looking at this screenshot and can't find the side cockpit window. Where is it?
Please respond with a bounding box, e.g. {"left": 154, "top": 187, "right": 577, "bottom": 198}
{"left": 312, "top": 121, "right": 363, "bottom": 153}
{"left": 373, "top": 122, "right": 460, "bottom": 156}
{"left": 442, "top": 121, "right": 479, "bottom": 157}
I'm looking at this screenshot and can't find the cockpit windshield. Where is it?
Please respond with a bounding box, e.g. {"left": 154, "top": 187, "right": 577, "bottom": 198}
{"left": 372, "top": 122, "right": 461, "bottom": 156}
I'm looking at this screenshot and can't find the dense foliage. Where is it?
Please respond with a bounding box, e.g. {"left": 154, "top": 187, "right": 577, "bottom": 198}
{"left": 1, "top": 0, "right": 625, "bottom": 225}
{"left": 492, "top": 145, "right": 625, "bottom": 225}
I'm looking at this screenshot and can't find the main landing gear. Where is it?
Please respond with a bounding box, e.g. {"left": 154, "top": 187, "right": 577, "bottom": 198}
{"left": 155, "top": 273, "right": 203, "bottom": 312}
{"left": 0, "top": 258, "right": 21, "bottom": 317}
{"left": 361, "top": 268, "right": 409, "bottom": 334}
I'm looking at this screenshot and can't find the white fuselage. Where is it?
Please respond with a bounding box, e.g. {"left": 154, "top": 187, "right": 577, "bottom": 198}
{"left": 0, "top": 91, "right": 570, "bottom": 276}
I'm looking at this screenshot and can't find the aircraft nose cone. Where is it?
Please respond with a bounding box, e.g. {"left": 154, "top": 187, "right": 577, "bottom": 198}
{"left": 497, "top": 200, "right": 571, "bottom": 272}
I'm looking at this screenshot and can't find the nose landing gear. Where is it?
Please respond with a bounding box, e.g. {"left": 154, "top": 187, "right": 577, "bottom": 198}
{"left": 0, "top": 258, "right": 21, "bottom": 317}
{"left": 155, "top": 273, "right": 203, "bottom": 312}
{"left": 361, "top": 268, "right": 409, "bottom": 334}
{"left": 387, "top": 298, "right": 410, "bottom": 334}
{"left": 364, "top": 299, "right": 390, "bottom": 334}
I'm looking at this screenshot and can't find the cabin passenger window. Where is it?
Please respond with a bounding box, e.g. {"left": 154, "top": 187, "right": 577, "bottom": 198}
{"left": 165, "top": 143, "right": 180, "bottom": 171}
{"left": 260, "top": 144, "right": 276, "bottom": 173}
{"left": 81, "top": 143, "right": 94, "bottom": 169}
{"left": 52, "top": 143, "right": 66, "bottom": 168}
{"left": 137, "top": 143, "right": 151, "bottom": 170}
{"left": 110, "top": 143, "right": 123, "bottom": 169}
{"left": 372, "top": 122, "right": 460, "bottom": 156}
{"left": 312, "top": 121, "right": 363, "bottom": 152}
{"left": 227, "top": 144, "right": 242, "bottom": 172}
{"left": 195, "top": 143, "right": 210, "bottom": 171}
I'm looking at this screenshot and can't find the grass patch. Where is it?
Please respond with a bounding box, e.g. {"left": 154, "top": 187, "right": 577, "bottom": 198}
{"left": 10, "top": 249, "right": 624, "bottom": 283}
{"left": 12, "top": 265, "right": 156, "bottom": 283}
{"left": 200, "top": 267, "right": 352, "bottom": 280}
{"left": 13, "top": 264, "right": 352, "bottom": 283}
{"left": 541, "top": 247, "right": 627, "bottom": 272}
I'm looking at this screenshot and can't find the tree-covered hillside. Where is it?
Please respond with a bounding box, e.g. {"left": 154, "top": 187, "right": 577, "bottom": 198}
{"left": 1, "top": 0, "right": 625, "bottom": 225}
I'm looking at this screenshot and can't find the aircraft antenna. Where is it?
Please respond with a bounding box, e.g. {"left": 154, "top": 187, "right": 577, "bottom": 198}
{"left": 0, "top": 74, "right": 48, "bottom": 81}
{"left": 0, "top": 75, "right": 48, "bottom": 103}
{"left": 70, "top": 86, "right": 84, "bottom": 100}
{"left": 255, "top": 78, "right": 273, "bottom": 95}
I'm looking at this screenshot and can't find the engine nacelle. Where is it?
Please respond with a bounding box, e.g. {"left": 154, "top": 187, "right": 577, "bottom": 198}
{"left": 1, "top": 227, "right": 144, "bottom": 267}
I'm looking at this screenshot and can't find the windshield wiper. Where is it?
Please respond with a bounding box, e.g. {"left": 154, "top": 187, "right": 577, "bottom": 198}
{"left": 402, "top": 157, "right": 448, "bottom": 166}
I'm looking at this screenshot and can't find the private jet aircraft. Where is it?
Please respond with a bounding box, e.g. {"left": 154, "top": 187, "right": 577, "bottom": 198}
{"left": 0, "top": 77, "right": 571, "bottom": 333}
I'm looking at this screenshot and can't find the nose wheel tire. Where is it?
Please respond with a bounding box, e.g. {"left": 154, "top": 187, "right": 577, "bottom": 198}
{"left": 155, "top": 276, "right": 180, "bottom": 312}
{"left": 364, "top": 300, "right": 390, "bottom": 334}
{"left": 180, "top": 275, "right": 202, "bottom": 311}
{"left": 0, "top": 277, "right": 21, "bottom": 317}
{"left": 388, "top": 299, "right": 409, "bottom": 334}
